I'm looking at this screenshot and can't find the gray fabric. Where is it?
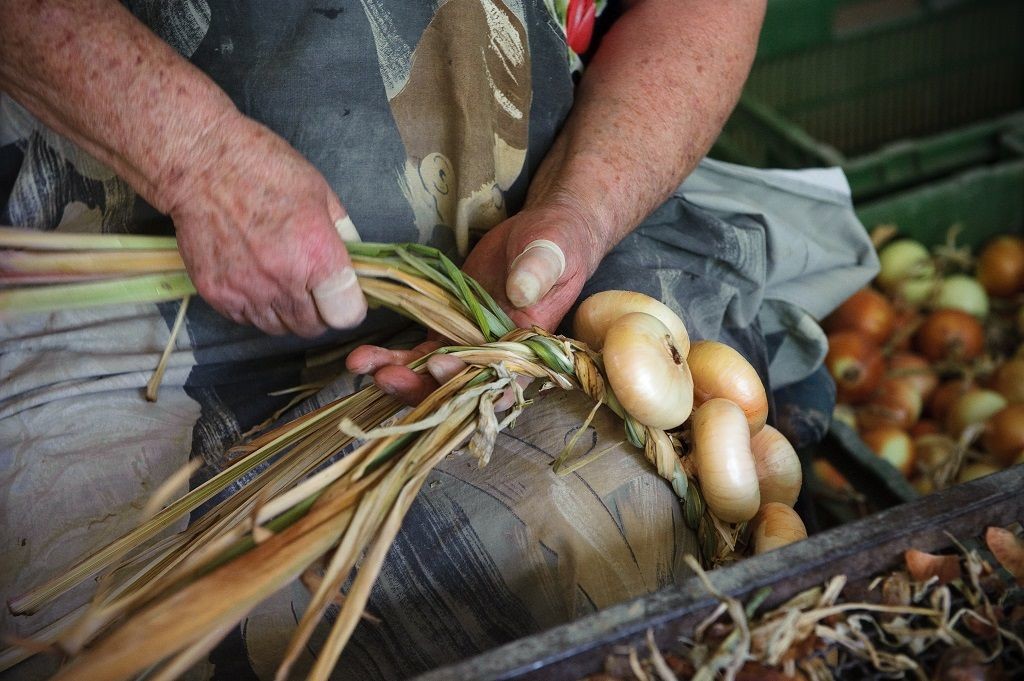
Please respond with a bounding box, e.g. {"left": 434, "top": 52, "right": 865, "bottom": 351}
{"left": 1, "top": 2, "right": 876, "bottom": 679}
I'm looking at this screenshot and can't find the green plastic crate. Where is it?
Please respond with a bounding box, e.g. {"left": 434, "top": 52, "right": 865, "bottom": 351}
{"left": 855, "top": 157, "right": 1024, "bottom": 248}
{"left": 713, "top": 0, "right": 1024, "bottom": 198}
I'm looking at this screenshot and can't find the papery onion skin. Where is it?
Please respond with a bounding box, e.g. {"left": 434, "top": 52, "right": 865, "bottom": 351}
{"left": 888, "top": 352, "right": 939, "bottom": 400}
{"left": 977, "top": 235, "right": 1024, "bottom": 298}
{"left": 813, "top": 459, "right": 852, "bottom": 494}
{"left": 877, "top": 240, "right": 934, "bottom": 291}
{"left": 825, "top": 331, "right": 885, "bottom": 405}
{"left": 934, "top": 275, "right": 989, "bottom": 318}
{"left": 573, "top": 290, "right": 690, "bottom": 355}
{"left": 983, "top": 404, "right": 1024, "bottom": 466}
{"left": 913, "top": 309, "right": 985, "bottom": 362}
{"left": 927, "top": 379, "right": 974, "bottom": 422}
{"left": 857, "top": 378, "right": 923, "bottom": 431}
{"left": 691, "top": 398, "right": 760, "bottom": 523}
{"left": 688, "top": 340, "right": 768, "bottom": 434}
{"left": 946, "top": 389, "right": 1007, "bottom": 438}
{"left": 824, "top": 288, "right": 895, "bottom": 345}
{"left": 957, "top": 462, "right": 1001, "bottom": 483}
{"left": 750, "top": 425, "right": 802, "bottom": 507}
{"left": 603, "top": 312, "right": 694, "bottom": 430}
{"left": 993, "top": 359, "right": 1024, "bottom": 404}
{"left": 861, "top": 426, "right": 916, "bottom": 477}
{"left": 752, "top": 502, "right": 808, "bottom": 554}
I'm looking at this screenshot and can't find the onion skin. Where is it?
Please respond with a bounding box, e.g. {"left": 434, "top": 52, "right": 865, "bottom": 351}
{"left": 910, "top": 419, "right": 941, "bottom": 438}
{"left": 861, "top": 426, "right": 916, "bottom": 477}
{"left": 957, "top": 462, "right": 1001, "bottom": 483}
{"left": 946, "top": 389, "right": 1007, "bottom": 438}
{"left": 993, "top": 359, "right": 1024, "bottom": 404}
{"left": 976, "top": 235, "right": 1024, "bottom": 297}
{"left": 752, "top": 502, "right": 808, "bottom": 554}
{"left": 813, "top": 459, "right": 852, "bottom": 494}
{"left": 983, "top": 404, "right": 1024, "bottom": 466}
{"left": 928, "top": 379, "right": 974, "bottom": 422}
{"left": 857, "top": 378, "right": 922, "bottom": 431}
{"left": 604, "top": 312, "right": 694, "bottom": 429}
{"left": 691, "top": 398, "right": 760, "bottom": 523}
{"left": 914, "top": 310, "right": 985, "bottom": 362}
{"left": 688, "top": 341, "right": 768, "bottom": 434}
{"left": 824, "top": 288, "right": 895, "bottom": 345}
{"left": 888, "top": 352, "right": 938, "bottom": 400}
{"left": 825, "top": 331, "right": 885, "bottom": 405}
{"left": 934, "top": 275, "right": 989, "bottom": 318}
{"left": 877, "top": 239, "right": 934, "bottom": 293}
{"left": 750, "top": 425, "right": 802, "bottom": 508}
{"left": 573, "top": 290, "right": 689, "bottom": 355}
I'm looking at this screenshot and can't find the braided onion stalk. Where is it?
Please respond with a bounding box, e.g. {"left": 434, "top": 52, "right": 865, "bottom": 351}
{"left": 0, "top": 232, "right": 805, "bottom": 679}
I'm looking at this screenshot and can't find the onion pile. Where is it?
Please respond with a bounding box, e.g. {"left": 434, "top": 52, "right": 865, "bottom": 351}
{"left": 822, "top": 233, "right": 1024, "bottom": 495}
{"left": 574, "top": 290, "right": 806, "bottom": 552}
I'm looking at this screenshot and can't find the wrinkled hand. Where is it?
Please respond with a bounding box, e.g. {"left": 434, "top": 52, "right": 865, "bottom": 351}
{"left": 163, "top": 113, "right": 366, "bottom": 337}
{"left": 349, "top": 204, "right": 603, "bottom": 404}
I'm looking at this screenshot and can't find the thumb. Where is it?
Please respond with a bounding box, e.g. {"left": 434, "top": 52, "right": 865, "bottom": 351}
{"left": 311, "top": 207, "right": 368, "bottom": 329}
{"left": 506, "top": 239, "right": 567, "bottom": 309}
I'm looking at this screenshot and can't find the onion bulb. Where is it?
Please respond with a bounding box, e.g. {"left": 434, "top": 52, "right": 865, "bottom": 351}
{"left": 750, "top": 425, "right": 802, "bottom": 507}
{"left": 573, "top": 290, "right": 689, "bottom": 355}
{"left": 982, "top": 404, "right": 1024, "bottom": 466}
{"left": 825, "top": 331, "right": 884, "bottom": 404}
{"left": 976, "top": 235, "right": 1024, "bottom": 297}
{"left": 913, "top": 309, "right": 985, "bottom": 362}
{"left": 691, "top": 398, "right": 760, "bottom": 523}
{"left": 887, "top": 352, "right": 938, "bottom": 400}
{"left": 857, "top": 378, "right": 923, "bottom": 431}
{"left": 946, "top": 389, "right": 1007, "bottom": 438}
{"left": 751, "top": 502, "right": 807, "bottom": 554}
{"left": 861, "top": 426, "right": 916, "bottom": 477}
{"left": 957, "top": 462, "right": 1000, "bottom": 483}
{"left": 813, "top": 459, "right": 852, "bottom": 494}
{"left": 934, "top": 275, "right": 989, "bottom": 318}
{"left": 603, "top": 312, "right": 694, "bottom": 429}
{"left": 823, "top": 288, "right": 895, "bottom": 345}
{"left": 993, "top": 359, "right": 1024, "bottom": 404}
{"left": 927, "top": 379, "right": 974, "bottom": 422}
{"left": 687, "top": 341, "right": 768, "bottom": 434}
{"left": 877, "top": 239, "right": 936, "bottom": 303}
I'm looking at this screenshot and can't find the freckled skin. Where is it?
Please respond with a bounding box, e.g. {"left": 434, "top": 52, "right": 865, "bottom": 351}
{"left": 0, "top": 0, "right": 363, "bottom": 337}
{"left": 354, "top": 0, "right": 768, "bottom": 401}
{"left": 0, "top": 0, "right": 766, "bottom": 363}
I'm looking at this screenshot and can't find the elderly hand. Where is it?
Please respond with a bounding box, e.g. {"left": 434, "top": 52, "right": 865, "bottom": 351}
{"left": 348, "top": 202, "right": 602, "bottom": 404}
{"left": 164, "top": 113, "right": 366, "bottom": 337}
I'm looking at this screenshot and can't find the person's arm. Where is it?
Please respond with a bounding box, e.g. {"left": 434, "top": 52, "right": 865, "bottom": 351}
{"left": 464, "top": 0, "right": 767, "bottom": 330}
{"left": 351, "top": 0, "right": 766, "bottom": 400}
{"left": 0, "top": 0, "right": 366, "bottom": 336}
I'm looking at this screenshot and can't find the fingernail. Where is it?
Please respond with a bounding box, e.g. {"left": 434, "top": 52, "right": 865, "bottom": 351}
{"left": 507, "top": 239, "right": 566, "bottom": 308}
{"left": 312, "top": 268, "right": 367, "bottom": 329}
{"left": 335, "top": 215, "right": 361, "bottom": 242}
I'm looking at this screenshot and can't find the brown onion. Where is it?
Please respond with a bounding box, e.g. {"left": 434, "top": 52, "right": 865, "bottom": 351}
{"left": 946, "top": 389, "right": 1007, "bottom": 438}
{"left": 751, "top": 502, "right": 807, "bottom": 554}
{"left": 910, "top": 419, "right": 941, "bottom": 437}
{"left": 861, "top": 426, "right": 916, "bottom": 477}
{"left": 927, "top": 379, "right": 974, "bottom": 422}
{"left": 825, "top": 331, "right": 885, "bottom": 405}
{"left": 914, "top": 310, "right": 985, "bottom": 362}
{"left": 603, "top": 312, "right": 694, "bottom": 429}
{"left": 573, "top": 290, "right": 690, "bottom": 354}
{"left": 824, "top": 288, "right": 895, "bottom": 345}
{"left": 993, "top": 359, "right": 1024, "bottom": 404}
{"left": 983, "top": 404, "right": 1024, "bottom": 466}
{"left": 976, "top": 235, "right": 1024, "bottom": 298}
{"left": 750, "top": 425, "right": 802, "bottom": 508}
{"left": 687, "top": 341, "right": 768, "bottom": 434}
{"left": 887, "top": 352, "right": 939, "bottom": 400}
{"left": 812, "top": 459, "right": 852, "bottom": 494}
{"left": 957, "top": 462, "right": 1001, "bottom": 483}
{"left": 857, "top": 378, "right": 923, "bottom": 430}
{"left": 691, "top": 398, "right": 760, "bottom": 523}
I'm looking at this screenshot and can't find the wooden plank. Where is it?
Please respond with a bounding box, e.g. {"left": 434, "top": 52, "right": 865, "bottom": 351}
{"left": 415, "top": 465, "right": 1023, "bottom": 681}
